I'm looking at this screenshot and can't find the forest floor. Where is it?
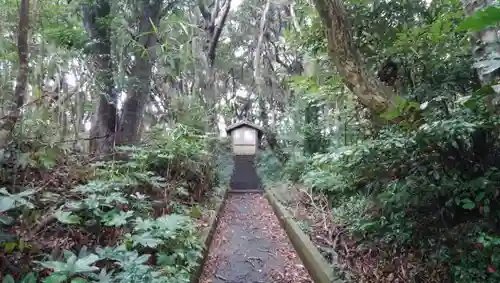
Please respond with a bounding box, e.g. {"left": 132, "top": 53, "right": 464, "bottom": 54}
{"left": 199, "top": 193, "right": 312, "bottom": 283}
{"left": 269, "top": 184, "right": 448, "bottom": 283}
{"left": 0, "top": 159, "right": 223, "bottom": 281}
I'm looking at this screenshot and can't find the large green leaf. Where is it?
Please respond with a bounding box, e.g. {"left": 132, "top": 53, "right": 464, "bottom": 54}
{"left": 457, "top": 5, "right": 500, "bottom": 31}
{"left": 0, "top": 197, "right": 15, "bottom": 213}
{"left": 42, "top": 273, "right": 68, "bottom": 283}
{"left": 72, "top": 254, "right": 100, "bottom": 273}
{"left": 102, "top": 210, "right": 134, "bottom": 227}
{"left": 132, "top": 232, "right": 161, "bottom": 248}
{"left": 20, "top": 272, "right": 37, "bottom": 283}
{"left": 54, "top": 210, "right": 82, "bottom": 225}
{"left": 2, "top": 275, "right": 15, "bottom": 283}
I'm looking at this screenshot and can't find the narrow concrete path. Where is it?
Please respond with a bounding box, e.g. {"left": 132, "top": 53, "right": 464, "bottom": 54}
{"left": 199, "top": 193, "right": 312, "bottom": 283}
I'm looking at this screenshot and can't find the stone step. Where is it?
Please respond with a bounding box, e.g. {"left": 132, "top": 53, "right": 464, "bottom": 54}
{"left": 228, "top": 189, "right": 264, "bottom": 194}
{"left": 230, "top": 155, "right": 262, "bottom": 191}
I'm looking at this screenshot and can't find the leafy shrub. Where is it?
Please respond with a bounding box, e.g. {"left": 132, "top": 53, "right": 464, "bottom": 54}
{"left": 258, "top": 0, "right": 500, "bottom": 281}
{"left": 256, "top": 150, "right": 283, "bottom": 183}
{"left": 127, "top": 124, "right": 218, "bottom": 201}
{"left": 295, "top": 96, "right": 500, "bottom": 281}
{"left": 282, "top": 151, "right": 314, "bottom": 183}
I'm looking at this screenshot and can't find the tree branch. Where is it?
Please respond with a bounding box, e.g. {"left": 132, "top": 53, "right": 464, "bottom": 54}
{"left": 0, "top": 0, "right": 30, "bottom": 147}
{"left": 160, "top": 0, "right": 180, "bottom": 18}
{"left": 253, "top": 0, "right": 271, "bottom": 83}
{"left": 312, "top": 0, "right": 396, "bottom": 115}
{"left": 198, "top": 0, "right": 211, "bottom": 20}
{"left": 207, "top": 0, "right": 231, "bottom": 67}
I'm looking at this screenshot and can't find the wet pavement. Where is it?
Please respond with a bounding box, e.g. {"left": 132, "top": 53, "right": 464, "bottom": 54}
{"left": 199, "top": 193, "right": 312, "bottom": 283}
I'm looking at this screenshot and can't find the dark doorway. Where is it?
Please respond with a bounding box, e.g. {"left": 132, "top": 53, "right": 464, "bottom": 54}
{"left": 230, "top": 155, "right": 262, "bottom": 192}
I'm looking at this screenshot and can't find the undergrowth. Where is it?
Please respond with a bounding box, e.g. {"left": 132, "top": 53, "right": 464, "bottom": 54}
{"left": 254, "top": 3, "right": 500, "bottom": 281}
{"left": 259, "top": 95, "right": 500, "bottom": 282}
{"left": 0, "top": 124, "right": 229, "bottom": 282}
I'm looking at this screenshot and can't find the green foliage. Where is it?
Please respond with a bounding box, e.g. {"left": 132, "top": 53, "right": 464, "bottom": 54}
{"left": 290, "top": 90, "right": 500, "bottom": 281}
{"left": 30, "top": 129, "right": 208, "bottom": 281}
{"left": 458, "top": 4, "right": 500, "bottom": 32}
{"left": 35, "top": 213, "right": 202, "bottom": 283}
{"left": 126, "top": 124, "right": 218, "bottom": 199}
{"left": 0, "top": 123, "right": 219, "bottom": 281}
{"left": 2, "top": 272, "right": 37, "bottom": 283}
{"left": 37, "top": 247, "right": 100, "bottom": 282}
{"left": 282, "top": 151, "right": 314, "bottom": 183}
{"left": 256, "top": 150, "right": 283, "bottom": 183}
{"left": 278, "top": 91, "right": 500, "bottom": 281}
{"left": 39, "top": 0, "right": 88, "bottom": 50}
{"left": 258, "top": 0, "right": 500, "bottom": 281}
{"left": 0, "top": 188, "right": 34, "bottom": 246}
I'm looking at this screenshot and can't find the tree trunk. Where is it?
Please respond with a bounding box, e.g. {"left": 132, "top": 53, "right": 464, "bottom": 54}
{"left": 88, "top": 52, "right": 116, "bottom": 154}
{"left": 82, "top": 0, "right": 117, "bottom": 155}
{"left": 116, "top": 1, "right": 162, "bottom": 145}
{"left": 198, "top": 0, "right": 232, "bottom": 132}
{"left": 117, "top": 56, "right": 154, "bottom": 145}
{"left": 312, "top": 0, "right": 396, "bottom": 115}
{"left": 460, "top": 0, "right": 500, "bottom": 104}
{"left": 304, "top": 102, "right": 325, "bottom": 155}
{"left": 254, "top": 0, "right": 288, "bottom": 161}
{"left": 0, "top": 0, "right": 30, "bottom": 148}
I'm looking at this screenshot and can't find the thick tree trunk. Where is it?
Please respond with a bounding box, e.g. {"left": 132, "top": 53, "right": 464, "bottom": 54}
{"left": 82, "top": 0, "right": 117, "bottom": 155}
{"left": 116, "top": 1, "right": 162, "bottom": 145}
{"left": 312, "top": 0, "right": 396, "bottom": 115}
{"left": 89, "top": 51, "right": 116, "bottom": 154}
{"left": 117, "top": 56, "right": 154, "bottom": 145}
{"left": 460, "top": 0, "right": 500, "bottom": 104}
{"left": 0, "top": 0, "right": 30, "bottom": 148}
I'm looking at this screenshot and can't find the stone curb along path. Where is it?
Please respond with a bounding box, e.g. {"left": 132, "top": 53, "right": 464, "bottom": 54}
{"left": 191, "top": 188, "right": 230, "bottom": 283}
{"left": 197, "top": 193, "right": 313, "bottom": 283}
{"left": 263, "top": 187, "right": 342, "bottom": 283}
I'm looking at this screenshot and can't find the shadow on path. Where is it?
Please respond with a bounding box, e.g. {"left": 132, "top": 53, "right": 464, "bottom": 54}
{"left": 199, "top": 194, "right": 312, "bottom": 283}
